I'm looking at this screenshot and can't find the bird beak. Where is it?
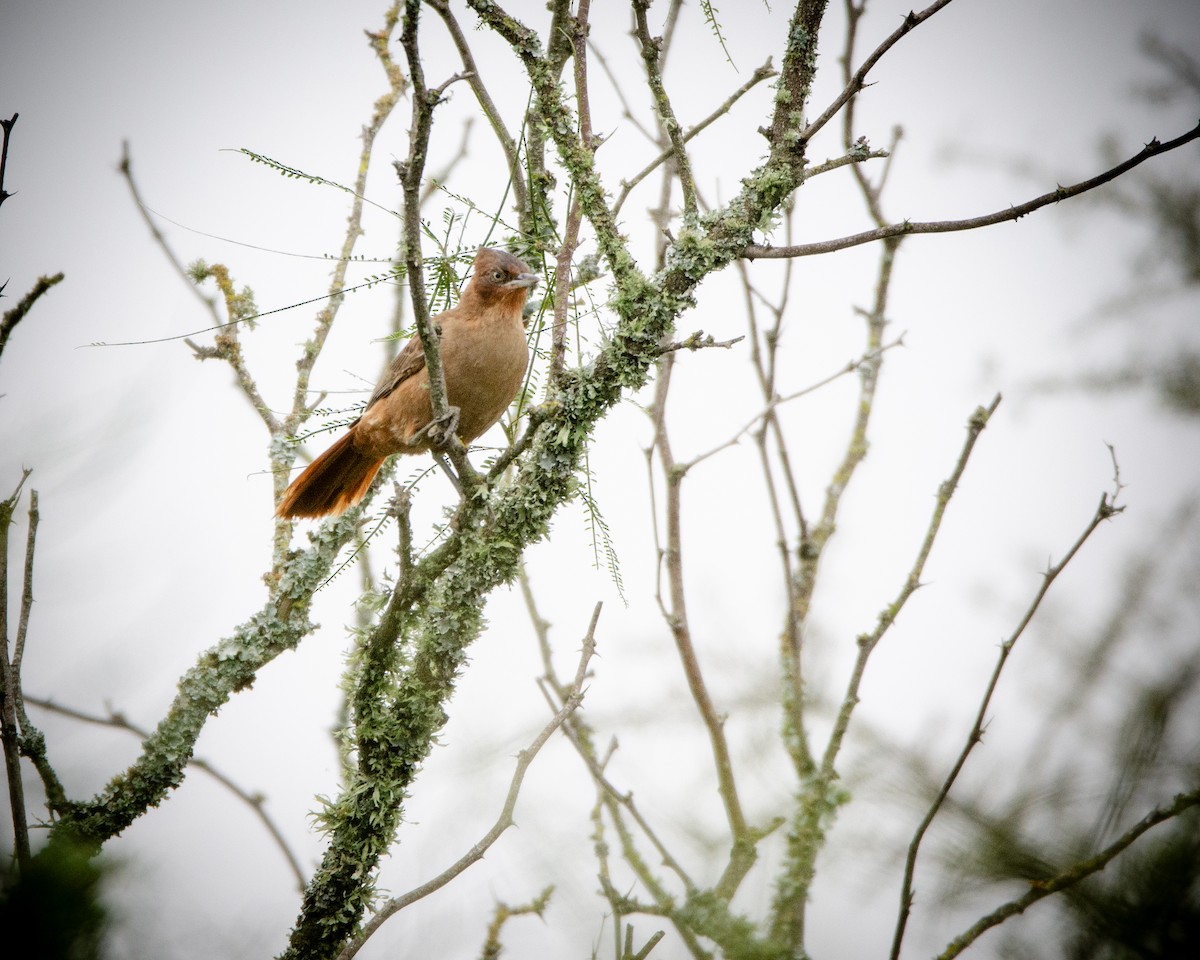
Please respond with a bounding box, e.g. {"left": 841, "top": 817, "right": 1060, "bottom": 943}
{"left": 507, "top": 272, "right": 540, "bottom": 289}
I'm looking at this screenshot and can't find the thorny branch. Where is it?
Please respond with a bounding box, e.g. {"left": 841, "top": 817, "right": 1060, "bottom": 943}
{"left": 745, "top": 122, "right": 1200, "bottom": 259}
{"left": 890, "top": 462, "right": 1127, "bottom": 959}
{"left": 0, "top": 112, "right": 17, "bottom": 208}
{"left": 936, "top": 788, "right": 1200, "bottom": 960}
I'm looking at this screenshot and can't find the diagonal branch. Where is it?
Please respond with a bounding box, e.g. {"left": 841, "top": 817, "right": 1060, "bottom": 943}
{"left": 801, "top": 0, "right": 958, "bottom": 146}
{"left": 26, "top": 696, "right": 307, "bottom": 890}
{"left": 336, "top": 604, "right": 600, "bottom": 960}
{"left": 426, "top": 0, "right": 532, "bottom": 228}
{"left": 611, "top": 57, "right": 777, "bottom": 220}
{"left": 935, "top": 788, "right": 1200, "bottom": 960}
{"left": 0, "top": 274, "right": 64, "bottom": 364}
{"left": 744, "top": 122, "right": 1200, "bottom": 259}
{"left": 47, "top": 512, "right": 362, "bottom": 855}
{"left": 771, "top": 395, "right": 1001, "bottom": 947}
{"left": 890, "top": 472, "right": 1126, "bottom": 960}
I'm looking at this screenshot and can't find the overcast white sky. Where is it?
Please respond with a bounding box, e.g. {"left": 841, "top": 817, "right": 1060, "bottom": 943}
{"left": 3, "top": 1, "right": 1200, "bottom": 958}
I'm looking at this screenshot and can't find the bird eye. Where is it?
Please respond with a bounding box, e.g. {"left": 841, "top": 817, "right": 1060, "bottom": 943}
{"left": 490, "top": 269, "right": 505, "bottom": 281}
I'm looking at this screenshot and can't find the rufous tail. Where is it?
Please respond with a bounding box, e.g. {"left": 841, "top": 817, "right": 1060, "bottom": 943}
{"left": 276, "top": 431, "right": 383, "bottom": 519}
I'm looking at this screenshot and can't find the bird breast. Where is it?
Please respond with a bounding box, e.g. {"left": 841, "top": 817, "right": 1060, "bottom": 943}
{"left": 441, "top": 313, "right": 529, "bottom": 443}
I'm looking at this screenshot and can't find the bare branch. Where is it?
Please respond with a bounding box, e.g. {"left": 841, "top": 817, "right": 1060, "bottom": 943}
{"left": 613, "top": 59, "right": 776, "bottom": 216}
{"left": 891, "top": 464, "right": 1126, "bottom": 959}
{"left": 744, "top": 123, "right": 1200, "bottom": 259}
{"left": 1, "top": 473, "right": 36, "bottom": 868}
{"left": 426, "top": 0, "right": 532, "bottom": 226}
{"left": 683, "top": 334, "right": 905, "bottom": 472}
{"left": 802, "top": 0, "right": 958, "bottom": 146}
{"left": 935, "top": 788, "right": 1200, "bottom": 960}
{"left": 772, "top": 395, "right": 1002, "bottom": 945}
{"left": 647, "top": 351, "right": 750, "bottom": 884}
{"left": 0, "top": 112, "right": 18, "bottom": 208}
{"left": 119, "top": 143, "right": 221, "bottom": 319}
{"left": 283, "top": 13, "right": 408, "bottom": 436}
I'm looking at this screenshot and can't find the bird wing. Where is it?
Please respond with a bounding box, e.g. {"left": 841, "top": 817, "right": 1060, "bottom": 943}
{"left": 364, "top": 331, "right": 430, "bottom": 410}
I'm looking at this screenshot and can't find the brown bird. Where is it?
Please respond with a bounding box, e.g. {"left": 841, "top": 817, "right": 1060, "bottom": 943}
{"left": 277, "top": 247, "right": 539, "bottom": 519}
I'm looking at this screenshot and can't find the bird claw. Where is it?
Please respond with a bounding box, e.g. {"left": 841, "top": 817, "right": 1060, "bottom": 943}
{"left": 426, "top": 405, "right": 461, "bottom": 448}
{"left": 408, "top": 405, "right": 462, "bottom": 450}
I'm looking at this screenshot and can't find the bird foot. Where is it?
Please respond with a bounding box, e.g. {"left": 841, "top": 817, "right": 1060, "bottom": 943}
{"left": 427, "top": 406, "right": 461, "bottom": 448}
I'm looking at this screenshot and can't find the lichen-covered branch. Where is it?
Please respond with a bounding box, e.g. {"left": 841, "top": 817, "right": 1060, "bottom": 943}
{"left": 0, "top": 273, "right": 64, "bottom": 364}
{"left": 48, "top": 513, "right": 362, "bottom": 854}
{"left": 335, "top": 605, "right": 598, "bottom": 960}
{"left": 395, "top": 0, "right": 473, "bottom": 478}
{"left": 613, "top": 59, "right": 777, "bottom": 216}
{"left": 1, "top": 472, "right": 36, "bottom": 868}
{"left": 770, "top": 396, "right": 1001, "bottom": 947}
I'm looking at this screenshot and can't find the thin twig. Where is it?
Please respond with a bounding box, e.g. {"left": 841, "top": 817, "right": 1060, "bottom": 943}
{"left": 802, "top": 0, "right": 958, "bottom": 146}
{"left": 119, "top": 143, "right": 221, "bottom": 318}
{"left": 657, "top": 331, "right": 744, "bottom": 355}
{"left": 0, "top": 112, "right": 18, "bottom": 208}
{"left": 426, "top": 0, "right": 531, "bottom": 226}
{"left": 25, "top": 696, "right": 308, "bottom": 889}
{"left": 745, "top": 122, "right": 1200, "bottom": 259}
{"left": 188, "top": 263, "right": 282, "bottom": 434}
{"left": 648, "top": 352, "right": 749, "bottom": 858}
{"left": 273, "top": 3, "right": 408, "bottom": 546}
{"left": 771, "top": 395, "right": 1001, "bottom": 945}
{"left": 337, "top": 604, "right": 601, "bottom": 960}
{"left": 613, "top": 60, "right": 776, "bottom": 216}
{"left": 683, "top": 334, "right": 906, "bottom": 472}
{"left": 587, "top": 40, "right": 658, "bottom": 145}
{"left": 890, "top": 465, "right": 1126, "bottom": 960}
{"left": 935, "top": 788, "right": 1200, "bottom": 960}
